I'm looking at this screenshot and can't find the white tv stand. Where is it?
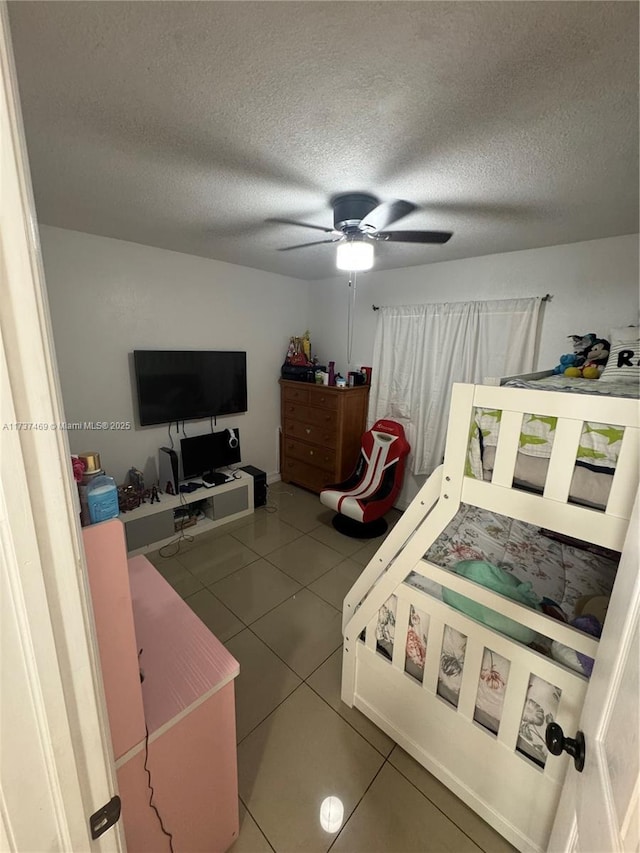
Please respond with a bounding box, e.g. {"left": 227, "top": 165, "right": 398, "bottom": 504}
{"left": 121, "top": 469, "right": 254, "bottom": 554}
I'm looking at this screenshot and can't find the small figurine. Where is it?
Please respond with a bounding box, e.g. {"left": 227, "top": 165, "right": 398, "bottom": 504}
{"left": 127, "top": 467, "right": 144, "bottom": 492}
{"left": 150, "top": 485, "right": 159, "bottom": 504}
{"left": 166, "top": 481, "right": 175, "bottom": 495}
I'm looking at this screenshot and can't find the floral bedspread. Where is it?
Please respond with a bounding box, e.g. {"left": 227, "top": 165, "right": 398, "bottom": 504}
{"left": 411, "top": 504, "right": 618, "bottom": 616}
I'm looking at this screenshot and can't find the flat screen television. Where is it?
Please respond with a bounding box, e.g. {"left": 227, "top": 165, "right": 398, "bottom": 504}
{"left": 134, "top": 350, "right": 247, "bottom": 426}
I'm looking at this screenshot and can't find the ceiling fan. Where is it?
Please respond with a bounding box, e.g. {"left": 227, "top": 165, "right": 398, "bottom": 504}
{"left": 267, "top": 192, "right": 452, "bottom": 270}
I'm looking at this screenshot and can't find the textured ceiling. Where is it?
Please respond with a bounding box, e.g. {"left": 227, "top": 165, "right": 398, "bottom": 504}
{"left": 8, "top": 1, "right": 639, "bottom": 281}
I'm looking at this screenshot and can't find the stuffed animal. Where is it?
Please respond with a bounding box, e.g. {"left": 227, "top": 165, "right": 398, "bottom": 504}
{"left": 564, "top": 338, "right": 610, "bottom": 379}
{"left": 582, "top": 338, "right": 610, "bottom": 376}
{"left": 575, "top": 594, "right": 609, "bottom": 625}
{"left": 551, "top": 614, "right": 601, "bottom": 676}
{"left": 568, "top": 333, "right": 597, "bottom": 365}
{"left": 552, "top": 353, "right": 578, "bottom": 375}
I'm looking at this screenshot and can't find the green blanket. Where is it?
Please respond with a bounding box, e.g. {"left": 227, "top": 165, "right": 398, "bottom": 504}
{"left": 467, "top": 409, "right": 624, "bottom": 480}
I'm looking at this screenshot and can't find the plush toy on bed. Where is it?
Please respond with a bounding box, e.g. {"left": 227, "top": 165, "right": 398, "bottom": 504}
{"left": 552, "top": 353, "right": 579, "bottom": 375}
{"left": 564, "top": 338, "right": 610, "bottom": 379}
{"left": 552, "top": 333, "right": 596, "bottom": 375}
{"left": 550, "top": 595, "right": 609, "bottom": 676}
{"left": 570, "top": 333, "right": 597, "bottom": 363}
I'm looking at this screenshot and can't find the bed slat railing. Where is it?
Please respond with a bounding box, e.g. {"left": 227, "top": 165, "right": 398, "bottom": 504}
{"left": 496, "top": 665, "right": 531, "bottom": 753}
{"left": 341, "top": 465, "right": 443, "bottom": 632}
{"left": 365, "top": 613, "right": 378, "bottom": 653}
{"left": 473, "top": 384, "right": 638, "bottom": 427}
{"left": 606, "top": 425, "right": 640, "bottom": 518}
{"left": 358, "top": 582, "right": 588, "bottom": 785}
{"left": 542, "top": 418, "right": 585, "bottom": 503}
{"left": 490, "top": 410, "right": 523, "bottom": 487}
{"left": 422, "top": 615, "right": 445, "bottom": 694}
{"left": 401, "top": 586, "right": 589, "bottom": 698}
{"left": 343, "top": 385, "right": 475, "bottom": 645}
{"left": 411, "top": 558, "right": 600, "bottom": 656}
{"left": 456, "top": 641, "right": 485, "bottom": 722}
{"left": 462, "top": 478, "right": 629, "bottom": 551}
{"left": 391, "top": 597, "right": 412, "bottom": 671}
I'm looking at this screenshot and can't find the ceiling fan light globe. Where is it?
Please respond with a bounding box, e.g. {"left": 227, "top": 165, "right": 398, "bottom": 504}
{"left": 336, "top": 240, "right": 374, "bottom": 271}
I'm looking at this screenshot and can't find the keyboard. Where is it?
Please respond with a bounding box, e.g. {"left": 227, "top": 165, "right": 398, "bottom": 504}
{"left": 202, "top": 471, "right": 228, "bottom": 486}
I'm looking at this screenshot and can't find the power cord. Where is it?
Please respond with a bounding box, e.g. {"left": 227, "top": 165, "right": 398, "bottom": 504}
{"left": 138, "top": 647, "right": 174, "bottom": 851}
{"left": 143, "top": 721, "right": 175, "bottom": 852}
{"left": 158, "top": 491, "right": 195, "bottom": 558}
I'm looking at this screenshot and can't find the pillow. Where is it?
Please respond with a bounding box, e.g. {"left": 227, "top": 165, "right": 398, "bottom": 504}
{"left": 442, "top": 560, "right": 541, "bottom": 644}
{"left": 610, "top": 325, "right": 639, "bottom": 344}
{"left": 600, "top": 338, "right": 640, "bottom": 382}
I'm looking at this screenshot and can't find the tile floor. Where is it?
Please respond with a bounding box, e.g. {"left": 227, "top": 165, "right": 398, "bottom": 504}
{"left": 146, "top": 481, "right": 515, "bottom": 853}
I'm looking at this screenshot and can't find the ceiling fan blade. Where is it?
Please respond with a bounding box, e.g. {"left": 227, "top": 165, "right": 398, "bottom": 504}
{"left": 277, "top": 238, "right": 342, "bottom": 251}
{"left": 375, "top": 230, "right": 453, "bottom": 244}
{"left": 266, "top": 217, "right": 336, "bottom": 234}
{"left": 359, "top": 199, "right": 417, "bottom": 233}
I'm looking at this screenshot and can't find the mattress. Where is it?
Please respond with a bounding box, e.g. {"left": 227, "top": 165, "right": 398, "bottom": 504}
{"left": 480, "top": 444, "right": 614, "bottom": 509}
{"left": 411, "top": 504, "right": 618, "bottom": 615}
{"left": 503, "top": 374, "right": 639, "bottom": 398}
{"left": 374, "top": 504, "right": 619, "bottom": 766}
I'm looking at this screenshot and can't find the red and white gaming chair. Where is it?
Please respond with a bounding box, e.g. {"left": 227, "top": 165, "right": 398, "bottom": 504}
{"left": 320, "top": 419, "right": 410, "bottom": 538}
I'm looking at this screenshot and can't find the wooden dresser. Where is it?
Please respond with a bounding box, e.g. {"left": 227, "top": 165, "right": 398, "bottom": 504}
{"left": 280, "top": 379, "right": 370, "bottom": 493}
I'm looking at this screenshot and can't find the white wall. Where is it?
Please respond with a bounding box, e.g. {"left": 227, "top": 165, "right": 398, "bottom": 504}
{"left": 40, "top": 226, "right": 309, "bottom": 485}
{"left": 40, "top": 227, "right": 638, "bottom": 504}
{"left": 308, "top": 233, "right": 639, "bottom": 506}
{"left": 308, "top": 234, "right": 640, "bottom": 380}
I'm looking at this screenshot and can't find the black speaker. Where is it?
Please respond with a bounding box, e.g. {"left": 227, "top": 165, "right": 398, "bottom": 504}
{"left": 240, "top": 465, "right": 267, "bottom": 508}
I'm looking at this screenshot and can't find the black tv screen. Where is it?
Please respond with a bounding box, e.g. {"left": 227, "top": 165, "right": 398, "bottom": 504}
{"left": 134, "top": 350, "right": 247, "bottom": 426}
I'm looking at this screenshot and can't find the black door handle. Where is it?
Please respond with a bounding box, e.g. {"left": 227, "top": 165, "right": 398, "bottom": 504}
{"left": 545, "top": 722, "right": 586, "bottom": 772}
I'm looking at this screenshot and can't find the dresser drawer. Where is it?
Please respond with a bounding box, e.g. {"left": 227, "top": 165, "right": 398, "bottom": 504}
{"left": 282, "top": 384, "right": 310, "bottom": 404}
{"left": 281, "top": 458, "right": 335, "bottom": 493}
{"left": 282, "top": 402, "right": 311, "bottom": 421}
{"left": 283, "top": 402, "right": 338, "bottom": 429}
{"left": 286, "top": 405, "right": 338, "bottom": 429}
{"left": 284, "top": 438, "right": 336, "bottom": 472}
{"left": 284, "top": 419, "right": 337, "bottom": 448}
{"left": 308, "top": 390, "right": 338, "bottom": 411}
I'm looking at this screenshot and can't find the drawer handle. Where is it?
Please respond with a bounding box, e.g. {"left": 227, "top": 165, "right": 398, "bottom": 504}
{"left": 309, "top": 450, "right": 314, "bottom": 456}
{"left": 306, "top": 428, "right": 311, "bottom": 434}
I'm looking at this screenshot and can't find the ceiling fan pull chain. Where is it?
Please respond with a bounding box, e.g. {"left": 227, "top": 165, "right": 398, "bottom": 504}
{"left": 346, "top": 271, "right": 357, "bottom": 367}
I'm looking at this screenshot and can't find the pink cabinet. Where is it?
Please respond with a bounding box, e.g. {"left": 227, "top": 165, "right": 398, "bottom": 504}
{"left": 84, "top": 521, "right": 240, "bottom": 852}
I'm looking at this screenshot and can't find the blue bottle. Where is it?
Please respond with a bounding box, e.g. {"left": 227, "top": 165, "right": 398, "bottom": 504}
{"left": 87, "top": 474, "right": 120, "bottom": 524}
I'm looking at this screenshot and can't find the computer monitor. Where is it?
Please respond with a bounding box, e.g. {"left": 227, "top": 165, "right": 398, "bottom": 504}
{"left": 180, "top": 433, "right": 217, "bottom": 479}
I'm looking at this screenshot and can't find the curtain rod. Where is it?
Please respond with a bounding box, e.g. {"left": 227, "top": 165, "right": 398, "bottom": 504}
{"left": 371, "top": 293, "right": 553, "bottom": 311}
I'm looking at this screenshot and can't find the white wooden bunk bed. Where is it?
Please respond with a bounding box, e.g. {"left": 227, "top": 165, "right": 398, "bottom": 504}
{"left": 341, "top": 378, "right": 639, "bottom": 852}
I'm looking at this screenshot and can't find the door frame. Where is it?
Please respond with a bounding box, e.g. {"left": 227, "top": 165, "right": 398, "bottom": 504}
{"left": 1, "top": 4, "right": 123, "bottom": 849}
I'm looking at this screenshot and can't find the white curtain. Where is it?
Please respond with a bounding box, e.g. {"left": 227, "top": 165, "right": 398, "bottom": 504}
{"left": 368, "top": 297, "right": 542, "bottom": 476}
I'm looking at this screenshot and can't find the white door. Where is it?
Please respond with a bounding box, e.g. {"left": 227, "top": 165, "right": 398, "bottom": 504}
{"left": 1, "top": 5, "right": 123, "bottom": 850}
{"left": 548, "top": 492, "right": 639, "bottom": 853}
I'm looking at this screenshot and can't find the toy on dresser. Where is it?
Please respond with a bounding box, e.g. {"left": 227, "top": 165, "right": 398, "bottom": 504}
{"left": 552, "top": 333, "right": 610, "bottom": 379}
